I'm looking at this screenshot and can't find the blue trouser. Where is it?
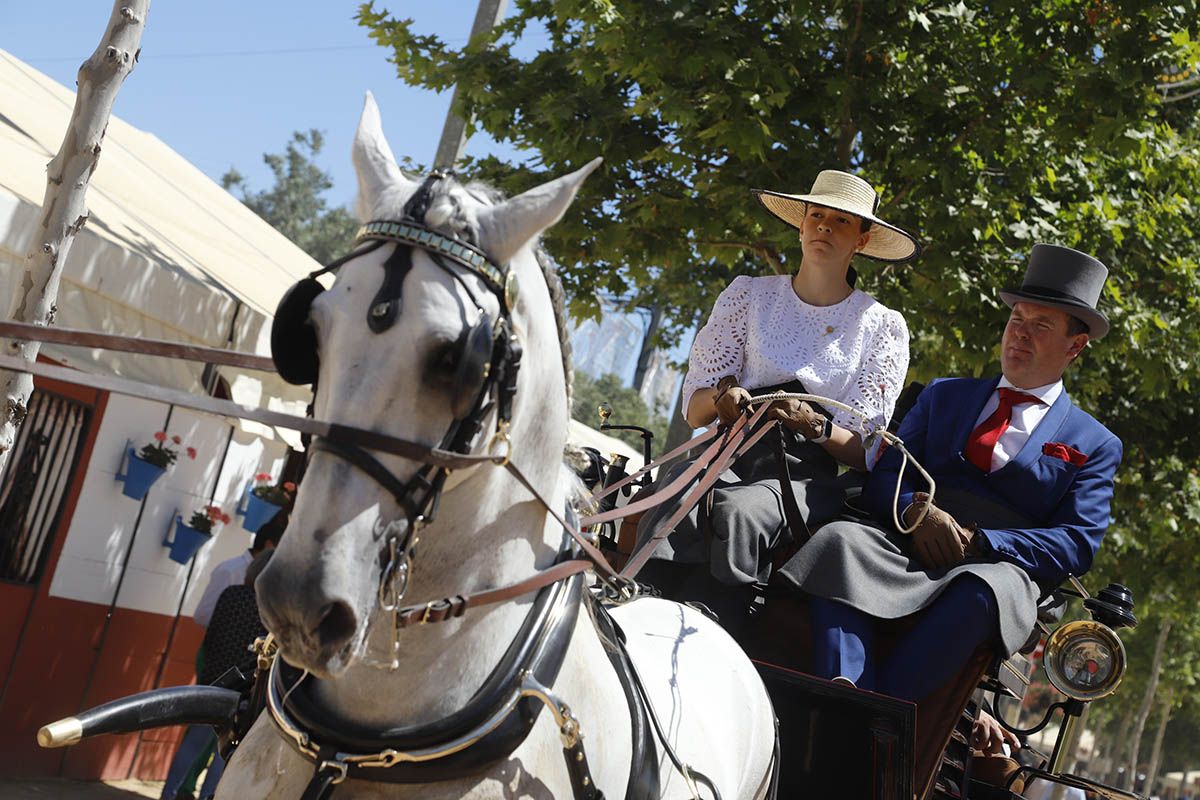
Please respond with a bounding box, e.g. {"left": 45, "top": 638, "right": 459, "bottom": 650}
{"left": 809, "top": 575, "right": 999, "bottom": 702}
{"left": 161, "top": 725, "right": 225, "bottom": 799}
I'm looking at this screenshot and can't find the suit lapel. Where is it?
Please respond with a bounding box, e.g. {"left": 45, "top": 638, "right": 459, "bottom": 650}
{"left": 1001, "top": 387, "right": 1073, "bottom": 474}
{"left": 952, "top": 376, "right": 1002, "bottom": 457}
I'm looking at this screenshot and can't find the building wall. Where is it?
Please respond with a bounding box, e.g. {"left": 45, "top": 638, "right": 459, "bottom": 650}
{"left": 0, "top": 387, "right": 289, "bottom": 781}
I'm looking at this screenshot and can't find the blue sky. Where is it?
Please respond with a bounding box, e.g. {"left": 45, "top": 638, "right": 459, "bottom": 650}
{"left": 4, "top": 2, "right": 686, "bottom": 392}
{"left": 4, "top": 1, "right": 538, "bottom": 208}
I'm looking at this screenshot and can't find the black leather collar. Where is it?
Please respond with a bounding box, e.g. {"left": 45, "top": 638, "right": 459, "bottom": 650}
{"left": 274, "top": 566, "right": 582, "bottom": 782}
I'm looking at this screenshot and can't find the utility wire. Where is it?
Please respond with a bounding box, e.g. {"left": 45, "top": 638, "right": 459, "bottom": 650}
{"left": 21, "top": 43, "right": 405, "bottom": 64}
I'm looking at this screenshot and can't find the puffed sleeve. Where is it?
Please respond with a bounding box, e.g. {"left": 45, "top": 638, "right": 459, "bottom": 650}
{"left": 845, "top": 306, "right": 909, "bottom": 462}
{"left": 681, "top": 275, "right": 753, "bottom": 417}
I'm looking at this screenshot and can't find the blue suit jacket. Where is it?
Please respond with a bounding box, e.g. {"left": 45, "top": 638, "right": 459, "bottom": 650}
{"left": 863, "top": 377, "right": 1123, "bottom": 585}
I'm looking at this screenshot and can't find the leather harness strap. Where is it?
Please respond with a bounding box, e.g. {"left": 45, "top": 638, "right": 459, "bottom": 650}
{"left": 581, "top": 412, "right": 752, "bottom": 528}
{"left": 620, "top": 402, "right": 774, "bottom": 580}
{"left": 582, "top": 424, "right": 721, "bottom": 510}
{"left": 390, "top": 558, "right": 594, "bottom": 628}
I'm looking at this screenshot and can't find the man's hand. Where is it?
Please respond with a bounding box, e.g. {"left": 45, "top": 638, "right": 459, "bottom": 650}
{"left": 905, "top": 492, "right": 975, "bottom": 570}
{"left": 971, "top": 710, "right": 1020, "bottom": 756}
{"left": 715, "top": 385, "right": 752, "bottom": 427}
{"left": 767, "top": 398, "right": 826, "bottom": 440}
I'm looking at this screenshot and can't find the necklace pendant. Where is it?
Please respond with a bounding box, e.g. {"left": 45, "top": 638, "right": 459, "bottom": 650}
{"left": 825, "top": 325, "right": 835, "bottom": 335}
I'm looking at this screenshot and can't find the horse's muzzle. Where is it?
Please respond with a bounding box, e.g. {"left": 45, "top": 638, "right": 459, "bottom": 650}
{"left": 256, "top": 559, "right": 364, "bottom": 677}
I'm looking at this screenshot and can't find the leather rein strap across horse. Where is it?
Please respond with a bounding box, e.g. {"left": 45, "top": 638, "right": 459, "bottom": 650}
{"left": 0, "top": 325, "right": 754, "bottom": 610}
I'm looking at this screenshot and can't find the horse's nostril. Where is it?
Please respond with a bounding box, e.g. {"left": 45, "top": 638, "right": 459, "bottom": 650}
{"left": 315, "top": 601, "right": 358, "bottom": 650}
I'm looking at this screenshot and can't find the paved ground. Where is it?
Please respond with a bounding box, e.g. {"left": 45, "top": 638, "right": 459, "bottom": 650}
{"left": 0, "top": 778, "right": 162, "bottom": 799}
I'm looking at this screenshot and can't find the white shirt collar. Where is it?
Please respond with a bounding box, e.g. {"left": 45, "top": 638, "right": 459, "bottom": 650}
{"left": 997, "top": 375, "right": 1063, "bottom": 406}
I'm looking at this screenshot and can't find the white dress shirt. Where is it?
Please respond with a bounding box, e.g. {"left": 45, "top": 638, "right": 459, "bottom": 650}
{"left": 193, "top": 550, "right": 253, "bottom": 628}
{"left": 971, "top": 377, "right": 1063, "bottom": 473}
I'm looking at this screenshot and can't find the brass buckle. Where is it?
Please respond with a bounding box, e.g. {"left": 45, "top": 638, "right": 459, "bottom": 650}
{"left": 488, "top": 421, "right": 512, "bottom": 467}
{"left": 318, "top": 759, "right": 349, "bottom": 785}
{"left": 420, "top": 600, "right": 436, "bottom": 625}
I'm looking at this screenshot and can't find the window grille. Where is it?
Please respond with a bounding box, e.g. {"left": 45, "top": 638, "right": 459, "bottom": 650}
{"left": 0, "top": 390, "right": 90, "bottom": 584}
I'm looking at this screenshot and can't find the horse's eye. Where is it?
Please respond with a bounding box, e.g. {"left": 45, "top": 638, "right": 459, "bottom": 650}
{"left": 427, "top": 342, "right": 461, "bottom": 381}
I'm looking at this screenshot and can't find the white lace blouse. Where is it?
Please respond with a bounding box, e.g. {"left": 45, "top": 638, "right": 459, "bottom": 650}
{"left": 682, "top": 275, "right": 910, "bottom": 438}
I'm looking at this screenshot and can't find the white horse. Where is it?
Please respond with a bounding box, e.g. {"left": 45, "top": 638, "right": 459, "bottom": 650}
{"left": 218, "top": 94, "right": 776, "bottom": 800}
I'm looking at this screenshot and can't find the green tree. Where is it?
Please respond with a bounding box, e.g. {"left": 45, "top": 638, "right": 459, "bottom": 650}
{"left": 572, "top": 370, "right": 669, "bottom": 452}
{"left": 363, "top": 0, "right": 1200, "bottom": 663}
{"left": 221, "top": 129, "right": 359, "bottom": 264}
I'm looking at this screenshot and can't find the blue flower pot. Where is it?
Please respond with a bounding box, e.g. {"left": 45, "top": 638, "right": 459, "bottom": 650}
{"left": 239, "top": 489, "right": 284, "bottom": 533}
{"left": 117, "top": 448, "right": 166, "bottom": 500}
{"left": 165, "top": 517, "right": 212, "bottom": 565}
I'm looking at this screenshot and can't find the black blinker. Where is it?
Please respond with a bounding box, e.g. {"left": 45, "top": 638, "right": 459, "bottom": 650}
{"left": 450, "top": 317, "right": 497, "bottom": 419}
{"left": 271, "top": 277, "right": 327, "bottom": 386}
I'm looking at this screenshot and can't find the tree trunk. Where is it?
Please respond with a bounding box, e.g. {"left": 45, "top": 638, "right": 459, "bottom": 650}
{"left": 0, "top": 0, "right": 151, "bottom": 473}
{"left": 1124, "top": 619, "right": 1172, "bottom": 790}
{"left": 1144, "top": 695, "right": 1174, "bottom": 797}
{"left": 631, "top": 304, "right": 662, "bottom": 394}
{"left": 1103, "top": 708, "right": 1135, "bottom": 784}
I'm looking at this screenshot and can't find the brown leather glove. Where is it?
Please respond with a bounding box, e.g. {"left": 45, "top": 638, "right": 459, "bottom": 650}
{"left": 714, "top": 381, "right": 751, "bottom": 427}
{"left": 767, "top": 398, "right": 827, "bottom": 440}
{"left": 905, "top": 492, "right": 974, "bottom": 570}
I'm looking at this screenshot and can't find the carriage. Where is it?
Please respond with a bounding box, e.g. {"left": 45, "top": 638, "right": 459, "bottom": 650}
{"left": 17, "top": 95, "right": 1145, "bottom": 800}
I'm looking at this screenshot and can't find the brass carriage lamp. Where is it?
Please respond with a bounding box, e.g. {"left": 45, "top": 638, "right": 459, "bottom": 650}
{"left": 1042, "top": 583, "right": 1136, "bottom": 703}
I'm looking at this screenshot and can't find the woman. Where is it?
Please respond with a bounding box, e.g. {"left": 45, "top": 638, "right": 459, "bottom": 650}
{"left": 634, "top": 169, "right": 920, "bottom": 636}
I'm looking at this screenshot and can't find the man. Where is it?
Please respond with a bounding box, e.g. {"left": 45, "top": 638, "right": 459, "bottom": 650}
{"left": 160, "top": 512, "right": 285, "bottom": 800}
{"left": 193, "top": 513, "right": 283, "bottom": 626}
{"left": 778, "top": 243, "right": 1122, "bottom": 701}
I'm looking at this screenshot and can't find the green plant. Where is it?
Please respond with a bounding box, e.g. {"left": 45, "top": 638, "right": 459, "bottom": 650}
{"left": 138, "top": 431, "right": 196, "bottom": 469}
{"left": 251, "top": 472, "right": 296, "bottom": 506}
{"left": 186, "top": 504, "right": 230, "bottom": 534}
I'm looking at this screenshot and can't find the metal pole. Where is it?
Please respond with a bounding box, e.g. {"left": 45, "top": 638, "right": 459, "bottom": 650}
{"left": 432, "top": 0, "right": 509, "bottom": 169}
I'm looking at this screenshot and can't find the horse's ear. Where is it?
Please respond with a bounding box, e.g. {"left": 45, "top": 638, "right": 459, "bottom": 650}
{"left": 352, "top": 92, "right": 416, "bottom": 221}
{"left": 476, "top": 157, "right": 602, "bottom": 264}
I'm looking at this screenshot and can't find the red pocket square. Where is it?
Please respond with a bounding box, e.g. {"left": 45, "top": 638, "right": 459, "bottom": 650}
{"left": 1043, "top": 442, "right": 1088, "bottom": 467}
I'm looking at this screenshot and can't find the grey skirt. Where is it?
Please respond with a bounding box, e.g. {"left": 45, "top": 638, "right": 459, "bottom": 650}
{"left": 774, "top": 518, "right": 1039, "bottom": 655}
{"left": 633, "top": 427, "right": 850, "bottom": 585}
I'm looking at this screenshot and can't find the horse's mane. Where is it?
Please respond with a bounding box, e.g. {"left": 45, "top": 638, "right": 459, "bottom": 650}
{"left": 393, "top": 174, "right": 575, "bottom": 414}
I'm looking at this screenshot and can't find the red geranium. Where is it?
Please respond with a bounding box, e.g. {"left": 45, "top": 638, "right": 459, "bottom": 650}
{"left": 188, "top": 504, "right": 229, "bottom": 534}
{"left": 139, "top": 431, "right": 193, "bottom": 469}
{"left": 251, "top": 473, "right": 296, "bottom": 506}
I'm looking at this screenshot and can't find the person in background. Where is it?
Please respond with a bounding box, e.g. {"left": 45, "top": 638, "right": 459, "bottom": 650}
{"left": 159, "top": 510, "right": 287, "bottom": 800}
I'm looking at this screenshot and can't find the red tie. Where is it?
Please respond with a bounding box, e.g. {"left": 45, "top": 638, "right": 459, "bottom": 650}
{"left": 965, "top": 388, "right": 1042, "bottom": 472}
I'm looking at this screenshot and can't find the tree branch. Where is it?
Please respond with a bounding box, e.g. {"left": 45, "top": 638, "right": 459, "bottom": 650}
{"left": 0, "top": 0, "right": 151, "bottom": 467}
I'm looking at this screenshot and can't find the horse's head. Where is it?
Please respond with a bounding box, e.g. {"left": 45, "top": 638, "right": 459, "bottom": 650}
{"left": 256, "top": 93, "right": 599, "bottom": 677}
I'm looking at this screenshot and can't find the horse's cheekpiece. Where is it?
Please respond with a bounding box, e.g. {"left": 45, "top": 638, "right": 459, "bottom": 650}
{"left": 269, "top": 172, "right": 524, "bottom": 535}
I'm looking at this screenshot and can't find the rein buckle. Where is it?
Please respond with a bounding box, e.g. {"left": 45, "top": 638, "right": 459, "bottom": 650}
{"left": 488, "top": 421, "right": 513, "bottom": 467}
{"left": 420, "top": 601, "right": 436, "bottom": 625}
{"left": 318, "top": 759, "right": 349, "bottom": 785}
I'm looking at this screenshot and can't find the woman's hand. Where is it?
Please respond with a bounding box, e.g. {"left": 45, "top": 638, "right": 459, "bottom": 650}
{"left": 714, "top": 386, "right": 752, "bottom": 427}
{"left": 768, "top": 399, "right": 826, "bottom": 440}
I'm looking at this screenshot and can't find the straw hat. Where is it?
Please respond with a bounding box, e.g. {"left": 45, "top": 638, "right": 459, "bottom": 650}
{"left": 752, "top": 170, "right": 921, "bottom": 263}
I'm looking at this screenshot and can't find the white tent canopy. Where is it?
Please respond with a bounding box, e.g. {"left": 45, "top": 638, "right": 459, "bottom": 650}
{"left": 0, "top": 50, "right": 320, "bottom": 439}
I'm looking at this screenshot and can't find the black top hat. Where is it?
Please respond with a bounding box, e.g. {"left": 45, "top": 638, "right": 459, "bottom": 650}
{"left": 999, "top": 243, "right": 1110, "bottom": 339}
